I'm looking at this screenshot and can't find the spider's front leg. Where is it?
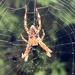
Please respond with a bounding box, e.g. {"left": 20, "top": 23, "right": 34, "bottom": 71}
{"left": 22, "top": 43, "right": 31, "bottom": 62}
{"left": 24, "top": 7, "right": 29, "bottom": 34}
{"left": 36, "top": 8, "right": 42, "bottom": 32}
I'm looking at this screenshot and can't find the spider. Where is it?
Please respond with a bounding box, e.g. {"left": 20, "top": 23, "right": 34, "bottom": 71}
{"left": 20, "top": 8, "right": 52, "bottom": 62}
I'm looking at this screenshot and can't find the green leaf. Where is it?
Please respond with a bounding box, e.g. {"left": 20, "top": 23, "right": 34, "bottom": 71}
{"left": 34, "top": 71, "right": 45, "bottom": 75}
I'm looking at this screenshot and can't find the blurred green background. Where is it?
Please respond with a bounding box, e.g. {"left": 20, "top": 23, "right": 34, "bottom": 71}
{"left": 0, "top": 0, "right": 75, "bottom": 75}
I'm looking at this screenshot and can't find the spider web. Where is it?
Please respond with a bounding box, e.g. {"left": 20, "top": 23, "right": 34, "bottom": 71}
{"left": 0, "top": 0, "right": 75, "bottom": 75}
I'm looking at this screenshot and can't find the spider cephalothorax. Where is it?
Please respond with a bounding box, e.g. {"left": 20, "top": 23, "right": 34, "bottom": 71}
{"left": 29, "top": 25, "right": 39, "bottom": 39}
{"left": 20, "top": 8, "right": 52, "bottom": 62}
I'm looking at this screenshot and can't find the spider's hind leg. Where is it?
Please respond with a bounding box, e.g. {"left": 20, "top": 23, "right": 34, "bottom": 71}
{"left": 37, "top": 38, "right": 52, "bottom": 57}
{"left": 22, "top": 44, "right": 31, "bottom": 62}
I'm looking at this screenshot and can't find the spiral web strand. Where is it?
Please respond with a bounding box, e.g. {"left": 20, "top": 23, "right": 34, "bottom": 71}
{"left": 0, "top": 0, "right": 75, "bottom": 75}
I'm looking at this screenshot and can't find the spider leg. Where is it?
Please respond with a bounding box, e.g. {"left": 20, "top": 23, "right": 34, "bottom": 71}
{"left": 37, "top": 38, "right": 52, "bottom": 57}
{"left": 24, "top": 7, "right": 29, "bottom": 34}
{"left": 36, "top": 8, "right": 42, "bottom": 32}
{"left": 41, "top": 29, "right": 45, "bottom": 41}
{"left": 20, "top": 33, "right": 28, "bottom": 43}
{"left": 22, "top": 43, "right": 31, "bottom": 62}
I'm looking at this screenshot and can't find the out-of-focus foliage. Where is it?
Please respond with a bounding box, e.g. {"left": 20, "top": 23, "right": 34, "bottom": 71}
{"left": 37, "top": 0, "right": 75, "bottom": 25}
{"left": 2, "top": 0, "right": 75, "bottom": 25}
{"left": 34, "top": 71, "right": 45, "bottom": 75}
{"left": 0, "top": 7, "right": 23, "bottom": 41}
{"left": 34, "top": 60, "right": 67, "bottom": 75}
{"left": 0, "top": 50, "right": 6, "bottom": 75}
{"left": 37, "top": 0, "right": 58, "bottom": 6}
{"left": 4, "top": 0, "right": 25, "bottom": 8}
{"left": 71, "top": 0, "right": 75, "bottom": 7}
{"left": 0, "top": 59, "right": 5, "bottom": 75}
{"left": 0, "top": 8, "right": 19, "bottom": 33}
{"left": 0, "top": 0, "right": 74, "bottom": 75}
{"left": 50, "top": 60, "right": 67, "bottom": 75}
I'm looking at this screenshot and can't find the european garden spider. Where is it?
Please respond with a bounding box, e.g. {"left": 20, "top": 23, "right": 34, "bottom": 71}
{"left": 20, "top": 8, "right": 52, "bottom": 62}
